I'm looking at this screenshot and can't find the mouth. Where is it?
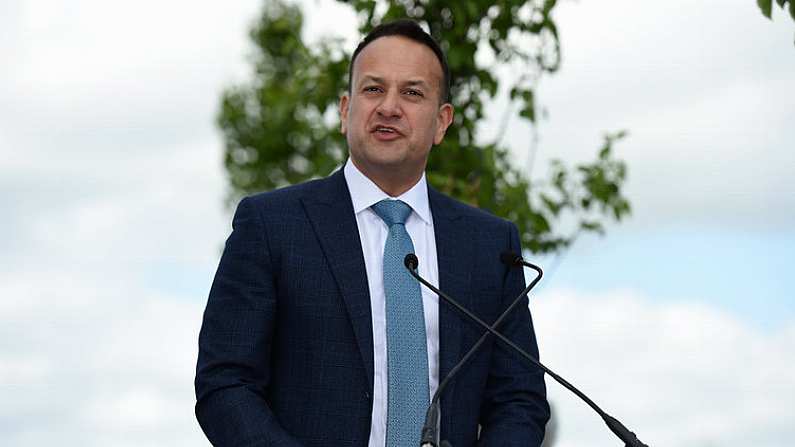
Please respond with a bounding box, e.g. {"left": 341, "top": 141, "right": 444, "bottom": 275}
{"left": 370, "top": 124, "right": 403, "bottom": 141}
{"left": 371, "top": 124, "right": 402, "bottom": 135}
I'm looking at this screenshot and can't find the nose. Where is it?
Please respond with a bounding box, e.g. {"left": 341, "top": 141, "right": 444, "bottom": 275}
{"left": 375, "top": 89, "right": 402, "bottom": 119}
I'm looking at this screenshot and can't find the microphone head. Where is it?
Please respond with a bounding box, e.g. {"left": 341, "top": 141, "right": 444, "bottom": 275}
{"left": 404, "top": 253, "right": 419, "bottom": 270}
{"left": 500, "top": 251, "right": 521, "bottom": 266}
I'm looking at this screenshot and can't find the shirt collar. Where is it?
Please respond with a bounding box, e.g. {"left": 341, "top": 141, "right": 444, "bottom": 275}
{"left": 343, "top": 158, "right": 432, "bottom": 225}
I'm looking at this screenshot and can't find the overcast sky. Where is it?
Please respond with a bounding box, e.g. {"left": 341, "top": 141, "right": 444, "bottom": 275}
{"left": 1, "top": 0, "right": 793, "bottom": 446}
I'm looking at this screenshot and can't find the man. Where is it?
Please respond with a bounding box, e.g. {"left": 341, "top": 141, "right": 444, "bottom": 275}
{"left": 195, "top": 19, "right": 549, "bottom": 446}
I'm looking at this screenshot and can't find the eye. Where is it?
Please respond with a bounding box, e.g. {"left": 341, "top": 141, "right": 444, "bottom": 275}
{"left": 363, "top": 86, "right": 382, "bottom": 93}
{"left": 405, "top": 89, "right": 424, "bottom": 97}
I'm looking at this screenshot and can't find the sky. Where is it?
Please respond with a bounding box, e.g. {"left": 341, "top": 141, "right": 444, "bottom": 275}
{"left": 1, "top": 0, "right": 793, "bottom": 446}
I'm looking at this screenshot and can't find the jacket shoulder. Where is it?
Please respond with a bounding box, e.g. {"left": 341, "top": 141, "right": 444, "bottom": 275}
{"left": 245, "top": 176, "right": 328, "bottom": 205}
{"left": 238, "top": 170, "right": 346, "bottom": 216}
{"left": 430, "top": 188, "right": 515, "bottom": 231}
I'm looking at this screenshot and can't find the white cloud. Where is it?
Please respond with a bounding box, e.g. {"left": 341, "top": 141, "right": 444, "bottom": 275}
{"left": 533, "top": 288, "right": 795, "bottom": 446}
{"left": 0, "top": 0, "right": 260, "bottom": 161}
{"left": 298, "top": 0, "right": 359, "bottom": 49}
{"left": 0, "top": 268, "right": 209, "bottom": 446}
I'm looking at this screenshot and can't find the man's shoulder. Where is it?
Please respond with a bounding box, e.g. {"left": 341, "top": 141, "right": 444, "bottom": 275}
{"left": 242, "top": 170, "right": 344, "bottom": 210}
{"left": 430, "top": 187, "right": 514, "bottom": 231}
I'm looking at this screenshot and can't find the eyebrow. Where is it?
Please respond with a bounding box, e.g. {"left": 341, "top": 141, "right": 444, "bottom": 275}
{"left": 359, "top": 75, "right": 431, "bottom": 90}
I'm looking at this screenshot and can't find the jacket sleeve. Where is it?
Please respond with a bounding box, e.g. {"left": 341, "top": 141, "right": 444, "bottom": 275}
{"left": 477, "top": 222, "right": 550, "bottom": 446}
{"left": 194, "top": 196, "right": 302, "bottom": 446}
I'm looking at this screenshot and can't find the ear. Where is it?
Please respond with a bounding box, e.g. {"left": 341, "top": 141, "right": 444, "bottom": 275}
{"left": 339, "top": 94, "right": 350, "bottom": 135}
{"left": 433, "top": 103, "right": 454, "bottom": 145}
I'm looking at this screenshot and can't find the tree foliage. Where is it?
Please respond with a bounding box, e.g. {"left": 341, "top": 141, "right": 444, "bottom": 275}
{"left": 757, "top": 0, "right": 795, "bottom": 21}
{"left": 757, "top": 0, "right": 795, "bottom": 46}
{"left": 218, "top": 0, "right": 631, "bottom": 254}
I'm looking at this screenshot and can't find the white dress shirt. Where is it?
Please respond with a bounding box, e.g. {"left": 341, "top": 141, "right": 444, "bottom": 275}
{"left": 343, "top": 159, "right": 440, "bottom": 447}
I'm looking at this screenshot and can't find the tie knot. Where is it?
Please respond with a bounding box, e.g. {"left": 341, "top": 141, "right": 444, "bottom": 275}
{"left": 371, "top": 199, "right": 412, "bottom": 227}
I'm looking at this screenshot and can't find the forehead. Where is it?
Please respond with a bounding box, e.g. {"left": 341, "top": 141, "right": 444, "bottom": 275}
{"left": 352, "top": 36, "right": 443, "bottom": 87}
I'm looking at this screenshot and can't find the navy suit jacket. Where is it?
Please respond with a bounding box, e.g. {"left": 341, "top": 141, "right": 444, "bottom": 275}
{"left": 195, "top": 169, "right": 549, "bottom": 446}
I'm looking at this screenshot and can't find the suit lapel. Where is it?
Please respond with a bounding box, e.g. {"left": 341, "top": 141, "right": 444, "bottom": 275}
{"left": 298, "top": 173, "right": 475, "bottom": 422}
{"left": 429, "top": 188, "right": 475, "bottom": 436}
{"left": 300, "top": 170, "right": 374, "bottom": 392}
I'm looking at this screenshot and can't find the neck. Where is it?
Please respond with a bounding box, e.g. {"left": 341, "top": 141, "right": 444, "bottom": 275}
{"left": 351, "top": 159, "right": 423, "bottom": 197}
{"left": 373, "top": 174, "right": 421, "bottom": 197}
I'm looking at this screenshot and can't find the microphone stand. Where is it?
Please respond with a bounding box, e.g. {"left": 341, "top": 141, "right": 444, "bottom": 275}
{"left": 405, "top": 253, "right": 650, "bottom": 447}
{"left": 407, "top": 254, "right": 543, "bottom": 447}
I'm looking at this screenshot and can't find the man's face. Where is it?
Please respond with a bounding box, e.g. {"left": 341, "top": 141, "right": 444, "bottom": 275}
{"left": 340, "top": 36, "right": 453, "bottom": 192}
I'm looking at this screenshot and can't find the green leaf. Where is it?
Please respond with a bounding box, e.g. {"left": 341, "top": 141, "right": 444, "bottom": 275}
{"left": 542, "top": 0, "right": 558, "bottom": 15}
{"left": 759, "top": 0, "right": 773, "bottom": 18}
{"left": 790, "top": 0, "right": 795, "bottom": 20}
{"left": 579, "top": 220, "right": 605, "bottom": 235}
{"left": 519, "top": 105, "right": 536, "bottom": 122}
{"left": 540, "top": 193, "right": 562, "bottom": 216}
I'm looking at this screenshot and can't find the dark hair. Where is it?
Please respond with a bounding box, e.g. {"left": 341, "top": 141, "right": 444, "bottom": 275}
{"left": 348, "top": 19, "right": 451, "bottom": 104}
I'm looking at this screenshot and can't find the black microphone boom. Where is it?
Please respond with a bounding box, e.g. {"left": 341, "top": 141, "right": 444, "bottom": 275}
{"left": 405, "top": 252, "right": 650, "bottom": 447}
{"left": 408, "top": 252, "right": 543, "bottom": 447}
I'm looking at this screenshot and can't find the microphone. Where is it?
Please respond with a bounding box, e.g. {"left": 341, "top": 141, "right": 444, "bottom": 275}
{"left": 406, "top": 252, "right": 650, "bottom": 447}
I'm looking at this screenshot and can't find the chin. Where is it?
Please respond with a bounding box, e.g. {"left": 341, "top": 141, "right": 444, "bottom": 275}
{"left": 364, "top": 147, "right": 409, "bottom": 164}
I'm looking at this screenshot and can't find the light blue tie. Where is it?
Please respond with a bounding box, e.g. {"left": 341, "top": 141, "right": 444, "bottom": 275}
{"left": 371, "top": 199, "right": 430, "bottom": 447}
